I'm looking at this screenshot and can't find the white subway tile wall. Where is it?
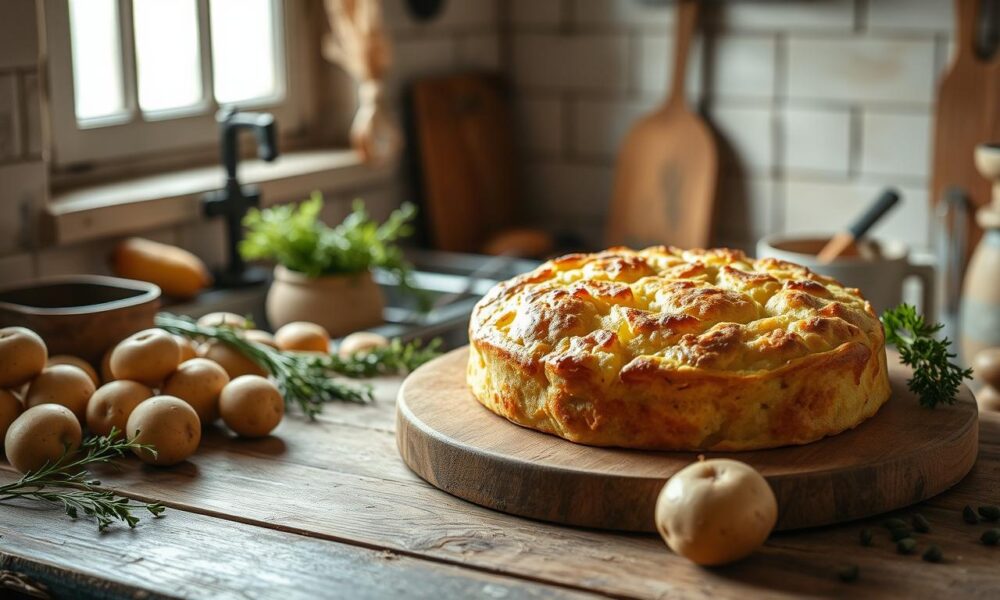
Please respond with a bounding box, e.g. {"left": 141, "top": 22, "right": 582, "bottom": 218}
{"left": 783, "top": 107, "right": 853, "bottom": 176}
{"left": 508, "top": 0, "right": 951, "bottom": 251}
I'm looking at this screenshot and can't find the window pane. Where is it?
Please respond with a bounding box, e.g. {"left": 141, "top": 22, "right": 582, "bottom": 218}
{"left": 68, "top": 0, "right": 126, "bottom": 121}
{"left": 133, "top": 0, "right": 203, "bottom": 113}
{"left": 210, "top": 0, "right": 281, "bottom": 104}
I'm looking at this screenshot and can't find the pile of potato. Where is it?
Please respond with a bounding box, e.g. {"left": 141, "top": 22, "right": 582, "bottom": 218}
{"left": 0, "top": 313, "right": 382, "bottom": 475}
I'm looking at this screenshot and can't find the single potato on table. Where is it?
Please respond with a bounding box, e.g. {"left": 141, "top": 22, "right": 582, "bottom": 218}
{"left": 25, "top": 364, "right": 96, "bottom": 424}
{"left": 126, "top": 396, "right": 201, "bottom": 466}
{"left": 110, "top": 329, "right": 181, "bottom": 386}
{"left": 86, "top": 380, "right": 154, "bottom": 437}
{"left": 655, "top": 458, "right": 777, "bottom": 566}
{"left": 197, "top": 312, "right": 248, "bottom": 329}
{"left": 244, "top": 329, "right": 278, "bottom": 349}
{"left": 275, "top": 322, "right": 330, "bottom": 353}
{"left": 4, "top": 404, "right": 82, "bottom": 473}
{"left": 219, "top": 375, "right": 284, "bottom": 438}
{"left": 0, "top": 326, "right": 47, "bottom": 388}
{"left": 0, "top": 389, "right": 22, "bottom": 443}
{"left": 173, "top": 335, "right": 199, "bottom": 363}
{"left": 162, "top": 358, "right": 229, "bottom": 424}
{"left": 47, "top": 355, "right": 100, "bottom": 387}
{"left": 199, "top": 340, "right": 268, "bottom": 379}
{"left": 338, "top": 331, "right": 389, "bottom": 358}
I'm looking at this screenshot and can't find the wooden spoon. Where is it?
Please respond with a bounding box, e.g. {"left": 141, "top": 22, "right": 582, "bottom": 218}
{"left": 607, "top": 0, "right": 717, "bottom": 249}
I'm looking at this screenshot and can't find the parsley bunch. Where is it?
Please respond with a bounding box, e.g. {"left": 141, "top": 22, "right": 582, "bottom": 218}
{"left": 881, "top": 304, "right": 973, "bottom": 408}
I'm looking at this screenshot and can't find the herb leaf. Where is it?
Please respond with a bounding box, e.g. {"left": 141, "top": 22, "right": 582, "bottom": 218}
{"left": 881, "top": 303, "right": 973, "bottom": 408}
{"left": 0, "top": 429, "right": 164, "bottom": 530}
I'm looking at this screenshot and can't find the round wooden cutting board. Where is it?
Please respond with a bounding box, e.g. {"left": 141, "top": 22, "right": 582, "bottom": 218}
{"left": 396, "top": 347, "right": 979, "bottom": 532}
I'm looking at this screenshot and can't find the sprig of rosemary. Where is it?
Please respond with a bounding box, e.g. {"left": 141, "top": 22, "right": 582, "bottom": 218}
{"left": 881, "top": 303, "right": 973, "bottom": 408}
{"left": 154, "top": 313, "right": 441, "bottom": 418}
{"left": 0, "top": 429, "right": 165, "bottom": 530}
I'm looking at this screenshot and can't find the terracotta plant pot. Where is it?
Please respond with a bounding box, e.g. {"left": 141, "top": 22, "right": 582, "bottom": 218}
{"left": 265, "top": 266, "right": 385, "bottom": 336}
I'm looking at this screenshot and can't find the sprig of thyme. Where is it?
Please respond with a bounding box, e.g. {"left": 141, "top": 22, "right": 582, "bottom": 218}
{"left": 154, "top": 313, "right": 441, "bottom": 418}
{"left": 881, "top": 304, "right": 973, "bottom": 408}
{"left": 0, "top": 429, "right": 165, "bottom": 530}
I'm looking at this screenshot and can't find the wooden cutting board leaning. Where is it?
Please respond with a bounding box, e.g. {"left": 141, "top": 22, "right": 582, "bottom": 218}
{"left": 931, "top": 0, "right": 1000, "bottom": 265}
{"left": 607, "top": 0, "right": 717, "bottom": 249}
{"left": 396, "top": 348, "right": 978, "bottom": 533}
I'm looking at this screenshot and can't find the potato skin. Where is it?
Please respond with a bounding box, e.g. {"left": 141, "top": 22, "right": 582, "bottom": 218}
{"left": 244, "top": 330, "right": 278, "bottom": 349}
{"left": 162, "top": 358, "right": 229, "bottom": 424}
{"left": 199, "top": 340, "right": 268, "bottom": 379}
{"left": 25, "top": 364, "right": 97, "bottom": 424}
{"left": 219, "top": 375, "right": 284, "bottom": 438}
{"left": 655, "top": 459, "right": 777, "bottom": 566}
{"left": 0, "top": 326, "right": 47, "bottom": 388}
{"left": 275, "top": 322, "right": 330, "bottom": 353}
{"left": 5, "top": 404, "right": 82, "bottom": 473}
{"left": 338, "top": 332, "right": 389, "bottom": 358}
{"left": 86, "top": 380, "right": 153, "bottom": 437}
{"left": 112, "top": 237, "right": 211, "bottom": 299}
{"left": 47, "top": 355, "right": 100, "bottom": 387}
{"left": 110, "top": 329, "right": 181, "bottom": 386}
{"left": 126, "top": 396, "right": 201, "bottom": 466}
{"left": 0, "top": 389, "right": 22, "bottom": 444}
{"left": 173, "top": 335, "right": 199, "bottom": 363}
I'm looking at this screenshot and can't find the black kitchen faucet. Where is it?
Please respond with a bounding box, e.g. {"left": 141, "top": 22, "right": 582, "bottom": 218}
{"left": 203, "top": 106, "right": 278, "bottom": 288}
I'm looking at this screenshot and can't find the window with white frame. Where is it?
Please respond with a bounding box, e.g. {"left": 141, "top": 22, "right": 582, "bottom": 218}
{"left": 45, "top": 0, "right": 309, "bottom": 168}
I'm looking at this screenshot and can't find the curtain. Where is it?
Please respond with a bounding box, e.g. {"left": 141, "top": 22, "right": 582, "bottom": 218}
{"left": 322, "top": 0, "right": 400, "bottom": 164}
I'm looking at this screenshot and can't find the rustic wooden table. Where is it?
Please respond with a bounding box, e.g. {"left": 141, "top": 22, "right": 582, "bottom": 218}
{"left": 2, "top": 375, "right": 999, "bottom": 599}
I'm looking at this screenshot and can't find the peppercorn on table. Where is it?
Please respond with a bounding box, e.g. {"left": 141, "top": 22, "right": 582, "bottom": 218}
{"left": 2, "top": 374, "right": 1000, "bottom": 599}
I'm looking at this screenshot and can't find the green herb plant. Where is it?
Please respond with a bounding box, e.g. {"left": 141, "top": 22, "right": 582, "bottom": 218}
{"left": 0, "top": 429, "right": 164, "bottom": 530}
{"left": 155, "top": 313, "right": 440, "bottom": 419}
{"left": 881, "top": 303, "right": 973, "bottom": 408}
{"left": 240, "top": 193, "right": 426, "bottom": 306}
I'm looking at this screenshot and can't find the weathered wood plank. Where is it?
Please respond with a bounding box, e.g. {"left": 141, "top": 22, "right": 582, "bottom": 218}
{"left": 0, "top": 494, "right": 602, "bottom": 600}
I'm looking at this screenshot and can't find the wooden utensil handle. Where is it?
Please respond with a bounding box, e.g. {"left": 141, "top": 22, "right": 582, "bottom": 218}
{"left": 954, "top": 0, "right": 979, "bottom": 60}
{"left": 668, "top": 0, "right": 698, "bottom": 106}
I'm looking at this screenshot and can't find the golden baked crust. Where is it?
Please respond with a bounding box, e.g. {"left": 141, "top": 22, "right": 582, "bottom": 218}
{"left": 467, "top": 247, "right": 890, "bottom": 451}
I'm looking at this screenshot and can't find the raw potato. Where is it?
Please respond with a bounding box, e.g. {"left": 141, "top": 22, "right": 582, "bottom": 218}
{"left": 25, "top": 364, "right": 97, "bottom": 423}
{"left": 0, "top": 389, "right": 22, "bottom": 446}
{"left": 174, "top": 335, "right": 199, "bottom": 363}
{"left": 47, "top": 355, "right": 100, "bottom": 387}
{"left": 86, "top": 380, "right": 154, "bottom": 437}
{"left": 275, "top": 322, "right": 330, "bottom": 353}
{"left": 112, "top": 237, "right": 211, "bottom": 299}
{"left": 655, "top": 459, "right": 777, "bottom": 566}
{"left": 199, "top": 340, "right": 268, "bottom": 379}
{"left": 338, "top": 331, "right": 389, "bottom": 358}
{"left": 197, "top": 312, "right": 248, "bottom": 329}
{"left": 0, "top": 326, "right": 47, "bottom": 388}
{"left": 101, "top": 346, "right": 116, "bottom": 383}
{"left": 244, "top": 329, "right": 278, "bottom": 349}
{"left": 162, "top": 358, "right": 229, "bottom": 424}
{"left": 110, "top": 328, "right": 181, "bottom": 386}
{"left": 4, "top": 404, "right": 82, "bottom": 473}
{"left": 126, "top": 395, "right": 201, "bottom": 466}
{"left": 219, "top": 375, "right": 284, "bottom": 438}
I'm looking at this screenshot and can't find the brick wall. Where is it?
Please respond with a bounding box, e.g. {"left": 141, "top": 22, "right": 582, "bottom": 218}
{"left": 507, "top": 0, "right": 951, "bottom": 253}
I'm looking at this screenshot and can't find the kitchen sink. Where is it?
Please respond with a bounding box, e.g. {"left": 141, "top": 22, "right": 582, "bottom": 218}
{"left": 166, "top": 250, "right": 541, "bottom": 349}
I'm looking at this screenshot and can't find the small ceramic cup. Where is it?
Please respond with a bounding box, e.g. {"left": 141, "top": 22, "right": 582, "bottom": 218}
{"left": 757, "top": 234, "right": 935, "bottom": 318}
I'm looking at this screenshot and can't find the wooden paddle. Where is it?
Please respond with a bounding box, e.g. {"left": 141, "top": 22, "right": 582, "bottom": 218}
{"left": 931, "top": 0, "right": 993, "bottom": 265}
{"left": 607, "top": 0, "right": 717, "bottom": 249}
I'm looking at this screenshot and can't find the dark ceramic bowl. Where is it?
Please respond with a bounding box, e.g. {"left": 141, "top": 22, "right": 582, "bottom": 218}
{"left": 0, "top": 275, "right": 160, "bottom": 365}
